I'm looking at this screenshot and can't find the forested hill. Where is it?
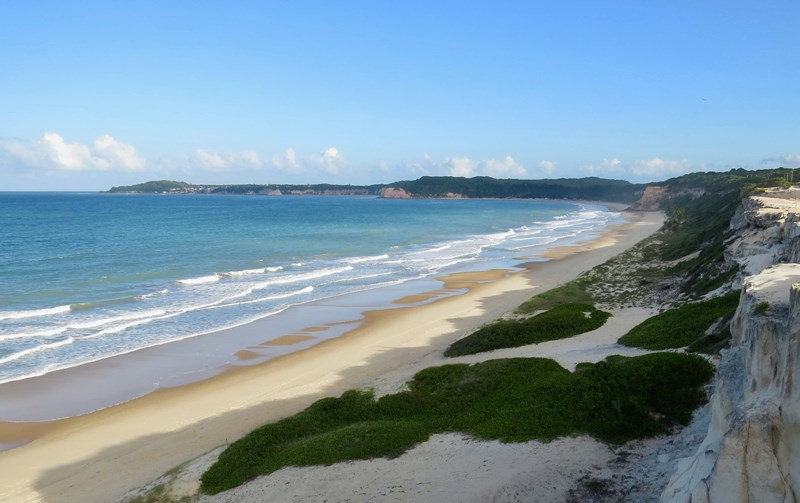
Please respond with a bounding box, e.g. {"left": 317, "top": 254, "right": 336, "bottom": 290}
{"left": 106, "top": 180, "right": 384, "bottom": 196}
{"left": 106, "top": 170, "right": 794, "bottom": 204}
{"left": 385, "top": 176, "right": 642, "bottom": 202}
{"left": 107, "top": 176, "right": 644, "bottom": 202}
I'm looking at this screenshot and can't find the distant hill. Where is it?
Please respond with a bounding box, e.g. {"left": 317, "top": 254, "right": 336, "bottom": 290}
{"left": 107, "top": 180, "right": 194, "bottom": 193}
{"left": 107, "top": 169, "right": 795, "bottom": 204}
{"left": 106, "top": 181, "right": 384, "bottom": 196}
{"left": 107, "top": 176, "right": 645, "bottom": 202}
{"left": 383, "top": 175, "right": 643, "bottom": 202}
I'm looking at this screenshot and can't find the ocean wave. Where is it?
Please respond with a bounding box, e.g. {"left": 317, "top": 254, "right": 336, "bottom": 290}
{"left": 135, "top": 288, "right": 170, "bottom": 300}
{"left": 329, "top": 272, "right": 395, "bottom": 284}
{"left": 384, "top": 258, "right": 425, "bottom": 265}
{"left": 0, "top": 305, "right": 71, "bottom": 321}
{"left": 68, "top": 309, "right": 169, "bottom": 330}
{"left": 0, "top": 326, "right": 68, "bottom": 340}
{"left": 219, "top": 266, "right": 283, "bottom": 278}
{"left": 83, "top": 315, "right": 172, "bottom": 339}
{"left": 341, "top": 254, "right": 390, "bottom": 264}
{"left": 205, "top": 286, "right": 315, "bottom": 310}
{"left": 70, "top": 295, "right": 143, "bottom": 310}
{"left": 412, "top": 244, "right": 452, "bottom": 255}
{"left": 0, "top": 305, "right": 296, "bottom": 386}
{"left": 505, "top": 236, "right": 560, "bottom": 250}
{"left": 0, "top": 337, "right": 75, "bottom": 365}
{"left": 176, "top": 274, "right": 220, "bottom": 286}
{"left": 262, "top": 265, "right": 354, "bottom": 286}
{"left": 0, "top": 309, "right": 170, "bottom": 342}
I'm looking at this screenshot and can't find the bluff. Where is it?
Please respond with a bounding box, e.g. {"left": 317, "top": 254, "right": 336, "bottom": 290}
{"left": 662, "top": 190, "right": 800, "bottom": 502}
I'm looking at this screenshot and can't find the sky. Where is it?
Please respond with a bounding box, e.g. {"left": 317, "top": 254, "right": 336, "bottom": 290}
{"left": 0, "top": 1, "right": 798, "bottom": 191}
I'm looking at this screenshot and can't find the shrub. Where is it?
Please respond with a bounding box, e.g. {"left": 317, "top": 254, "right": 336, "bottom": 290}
{"left": 618, "top": 291, "right": 739, "bottom": 350}
{"left": 445, "top": 303, "right": 611, "bottom": 357}
{"left": 515, "top": 279, "right": 594, "bottom": 314}
{"left": 201, "top": 353, "right": 714, "bottom": 494}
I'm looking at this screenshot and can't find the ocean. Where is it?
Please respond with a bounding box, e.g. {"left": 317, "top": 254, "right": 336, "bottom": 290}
{"left": 0, "top": 192, "right": 622, "bottom": 387}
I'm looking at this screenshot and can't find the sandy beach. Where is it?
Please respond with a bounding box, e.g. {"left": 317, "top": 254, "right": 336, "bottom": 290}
{"left": 0, "top": 210, "right": 663, "bottom": 503}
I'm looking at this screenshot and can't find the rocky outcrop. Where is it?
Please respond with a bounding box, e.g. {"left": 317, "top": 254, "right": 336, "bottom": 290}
{"left": 662, "top": 191, "right": 800, "bottom": 502}
{"left": 379, "top": 187, "right": 412, "bottom": 199}
{"left": 727, "top": 193, "right": 800, "bottom": 275}
{"left": 634, "top": 186, "right": 668, "bottom": 211}
{"left": 631, "top": 186, "right": 708, "bottom": 211}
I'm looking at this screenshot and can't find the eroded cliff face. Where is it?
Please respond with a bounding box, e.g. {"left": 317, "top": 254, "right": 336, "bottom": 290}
{"left": 378, "top": 187, "right": 412, "bottom": 199}
{"left": 728, "top": 193, "right": 800, "bottom": 275}
{"left": 662, "top": 192, "right": 800, "bottom": 503}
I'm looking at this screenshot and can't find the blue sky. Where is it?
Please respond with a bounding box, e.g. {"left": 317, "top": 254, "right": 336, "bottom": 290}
{"left": 1, "top": 1, "right": 798, "bottom": 190}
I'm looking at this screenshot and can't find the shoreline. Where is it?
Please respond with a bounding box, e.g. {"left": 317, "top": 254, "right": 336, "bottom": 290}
{"left": 0, "top": 210, "right": 663, "bottom": 503}
{"left": 0, "top": 200, "right": 621, "bottom": 423}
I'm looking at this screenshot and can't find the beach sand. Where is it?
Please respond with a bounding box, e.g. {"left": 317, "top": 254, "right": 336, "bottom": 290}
{"left": 0, "top": 210, "right": 663, "bottom": 503}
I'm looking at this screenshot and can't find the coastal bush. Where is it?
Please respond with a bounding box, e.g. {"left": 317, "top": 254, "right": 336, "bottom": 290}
{"left": 201, "top": 353, "right": 713, "bottom": 494}
{"left": 444, "top": 303, "right": 610, "bottom": 357}
{"left": 687, "top": 327, "right": 732, "bottom": 355}
{"left": 618, "top": 291, "right": 739, "bottom": 350}
{"left": 515, "top": 279, "right": 594, "bottom": 313}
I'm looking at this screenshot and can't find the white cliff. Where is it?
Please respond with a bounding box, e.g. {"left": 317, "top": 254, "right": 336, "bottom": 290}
{"left": 662, "top": 192, "right": 800, "bottom": 503}
{"left": 727, "top": 192, "right": 800, "bottom": 275}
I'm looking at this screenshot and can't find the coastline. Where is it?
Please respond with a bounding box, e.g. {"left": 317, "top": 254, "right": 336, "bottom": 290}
{"left": 0, "top": 209, "right": 664, "bottom": 503}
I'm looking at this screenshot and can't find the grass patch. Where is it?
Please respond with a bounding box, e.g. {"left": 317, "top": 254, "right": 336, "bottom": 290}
{"left": 201, "top": 353, "right": 713, "bottom": 494}
{"left": 618, "top": 291, "right": 739, "bottom": 350}
{"left": 687, "top": 327, "right": 732, "bottom": 355}
{"left": 445, "top": 303, "right": 610, "bottom": 357}
{"left": 515, "top": 279, "right": 594, "bottom": 313}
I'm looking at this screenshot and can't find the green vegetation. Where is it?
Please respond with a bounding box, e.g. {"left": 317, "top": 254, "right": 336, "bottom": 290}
{"left": 201, "top": 353, "right": 713, "bottom": 494}
{"left": 107, "top": 175, "right": 644, "bottom": 202}
{"left": 618, "top": 291, "right": 740, "bottom": 350}
{"left": 687, "top": 327, "right": 732, "bottom": 355}
{"left": 755, "top": 301, "right": 770, "bottom": 315}
{"left": 388, "top": 175, "right": 642, "bottom": 202}
{"left": 107, "top": 180, "right": 193, "bottom": 193}
{"left": 107, "top": 180, "right": 383, "bottom": 195}
{"left": 649, "top": 168, "right": 797, "bottom": 297}
{"left": 444, "top": 303, "right": 610, "bottom": 357}
{"left": 515, "top": 279, "right": 594, "bottom": 313}
{"left": 126, "top": 484, "right": 190, "bottom": 503}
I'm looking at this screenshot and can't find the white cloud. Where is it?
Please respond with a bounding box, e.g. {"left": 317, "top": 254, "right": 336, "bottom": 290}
{"left": 270, "top": 148, "right": 303, "bottom": 173}
{"left": 483, "top": 156, "right": 526, "bottom": 177}
{"left": 447, "top": 156, "right": 477, "bottom": 177}
{"left": 192, "top": 149, "right": 265, "bottom": 171}
{"left": 582, "top": 157, "right": 696, "bottom": 180}
{"left": 397, "top": 154, "right": 529, "bottom": 179}
{"left": 40, "top": 132, "right": 94, "bottom": 170}
{"left": 268, "top": 146, "right": 346, "bottom": 175}
{"left": 194, "top": 149, "right": 229, "bottom": 170}
{"left": 398, "top": 154, "right": 435, "bottom": 176}
{"left": 93, "top": 135, "right": 146, "bottom": 170}
{"left": 0, "top": 133, "right": 145, "bottom": 171}
{"left": 583, "top": 158, "right": 623, "bottom": 175}
{"left": 763, "top": 154, "right": 800, "bottom": 167}
{"left": 314, "top": 147, "right": 345, "bottom": 174}
{"left": 538, "top": 159, "right": 556, "bottom": 175}
{"left": 631, "top": 157, "right": 693, "bottom": 178}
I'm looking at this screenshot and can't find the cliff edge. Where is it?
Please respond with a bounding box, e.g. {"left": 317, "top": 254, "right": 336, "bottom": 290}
{"left": 662, "top": 191, "right": 800, "bottom": 502}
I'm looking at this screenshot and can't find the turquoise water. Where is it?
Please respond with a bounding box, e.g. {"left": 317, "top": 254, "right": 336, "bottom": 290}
{"left": 0, "top": 193, "right": 620, "bottom": 384}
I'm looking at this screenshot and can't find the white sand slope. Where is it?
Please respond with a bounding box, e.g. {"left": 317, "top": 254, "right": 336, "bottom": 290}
{"left": 195, "top": 434, "right": 613, "bottom": 503}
